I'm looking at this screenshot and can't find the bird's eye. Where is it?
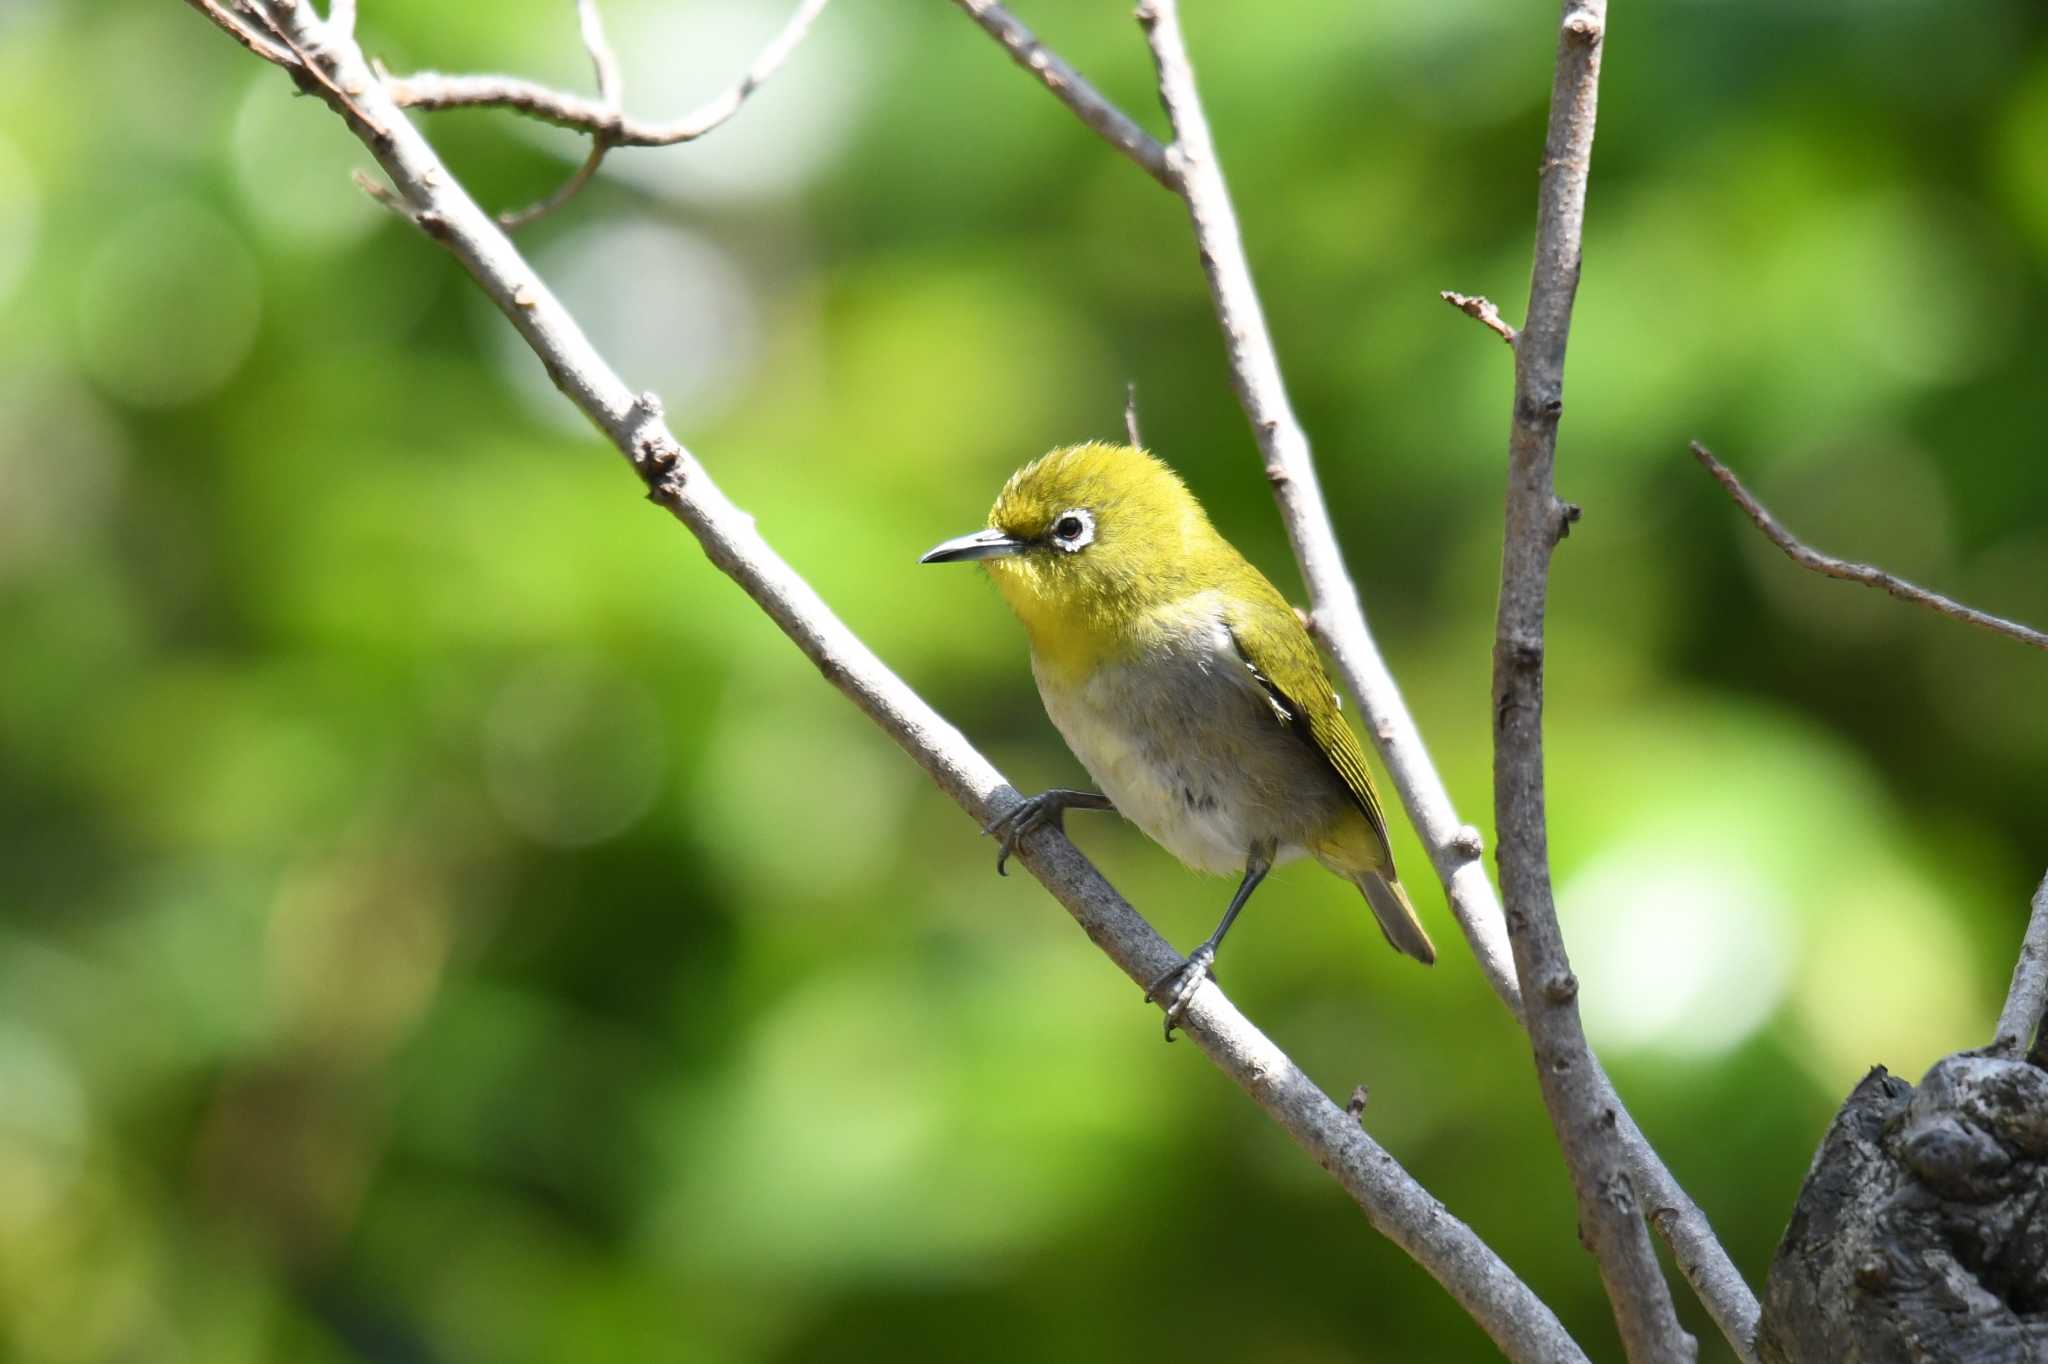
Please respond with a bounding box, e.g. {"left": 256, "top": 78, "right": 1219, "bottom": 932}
{"left": 1048, "top": 509, "right": 1094, "bottom": 552}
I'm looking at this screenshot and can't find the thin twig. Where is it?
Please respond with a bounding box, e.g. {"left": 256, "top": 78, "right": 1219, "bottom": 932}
{"left": 1492, "top": 5, "right": 1695, "bottom": 1363}
{"left": 1441, "top": 290, "right": 1517, "bottom": 345}
{"left": 383, "top": 0, "right": 832, "bottom": 148}
{"left": 575, "top": 0, "right": 622, "bottom": 106}
{"left": 350, "top": 167, "right": 405, "bottom": 214}
{"left": 1132, "top": 0, "right": 1533, "bottom": 992}
{"left": 958, "top": 6, "right": 1761, "bottom": 1358}
{"left": 948, "top": 0, "right": 1176, "bottom": 191}
{"left": 183, "top": 0, "right": 301, "bottom": 68}
{"left": 964, "top": 0, "right": 1522, "bottom": 1027}
{"left": 1124, "top": 382, "right": 1142, "bottom": 448}
{"left": 1690, "top": 442, "right": 2048, "bottom": 653}
{"left": 243, "top": 0, "right": 388, "bottom": 142}
{"left": 197, "top": 8, "right": 1591, "bottom": 1361}
{"left": 1994, "top": 873, "right": 2048, "bottom": 1057}
{"left": 496, "top": 0, "right": 626, "bottom": 228}
{"left": 501, "top": 138, "right": 614, "bottom": 229}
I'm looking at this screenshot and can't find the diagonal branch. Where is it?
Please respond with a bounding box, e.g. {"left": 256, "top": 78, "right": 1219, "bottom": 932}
{"left": 1690, "top": 442, "right": 2048, "bottom": 653}
{"left": 950, "top": 0, "right": 1175, "bottom": 189}
{"left": 382, "top": 0, "right": 831, "bottom": 148}
{"left": 1131, "top": 0, "right": 1524, "bottom": 1057}
{"left": 183, "top": 0, "right": 301, "bottom": 68}
{"left": 1694, "top": 443, "right": 2048, "bottom": 1064}
{"left": 1994, "top": 872, "right": 2048, "bottom": 1059}
{"left": 1492, "top": 5, "right": 1695, "bottom": 1362}
{"left": 955, "top": 4, "right": 1759, "bottom": 1358}
{"left": 197, "top": 6, "right": 1590, "bottom": 1360}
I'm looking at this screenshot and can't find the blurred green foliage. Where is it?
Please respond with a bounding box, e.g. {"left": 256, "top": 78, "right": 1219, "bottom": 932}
{"left": 3, "top": 0, "right": 2046, "bottom": 1360}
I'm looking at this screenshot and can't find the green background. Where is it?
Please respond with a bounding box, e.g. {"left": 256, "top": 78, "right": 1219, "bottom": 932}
{"left": 3, "top": 0, "right": 2046, "bottom": 1359}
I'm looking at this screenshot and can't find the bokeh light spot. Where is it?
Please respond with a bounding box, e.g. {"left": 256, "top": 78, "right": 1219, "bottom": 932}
{"left": 75, "top": 199, "right": 261, "bottom": 409}
{"left": 598, "top": 0, "right": 871, "bottom": 205}
{"left": 492, "top": 217, "right": 756, "bottom": 433}
{"left": 484, "top": 654, "right": 668, "bottom": 847}
{"left": 231, "top": 72, "right": 382, "bottom": 250}
{"left": 0, "top": 373, "right": 125, "bottom": 580}
{"left": 1791, "top": 869, "right": 1983, "bottom": 1090}
{"left": 1567, "top": 851, "right": 1796, "bottom": 1058}
{"left": 0, "top": 1021, "right": 87, "bottom": 1236}
{"left": 0, "top": 133, "right": 39, "bottom": 308}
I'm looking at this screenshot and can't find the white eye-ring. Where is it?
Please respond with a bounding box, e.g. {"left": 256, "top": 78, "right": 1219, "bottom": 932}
{"left": 1049, "top": 507, "right": 1095, "bottom": 553}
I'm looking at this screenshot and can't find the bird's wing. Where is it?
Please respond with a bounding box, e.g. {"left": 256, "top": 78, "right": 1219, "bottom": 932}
{"left": 1223, "top": 601, "right": 1395, "bottom": 867}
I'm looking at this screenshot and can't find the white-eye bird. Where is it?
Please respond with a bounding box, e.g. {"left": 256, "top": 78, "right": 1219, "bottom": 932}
{"left": 921, "top": 442, "right": 1433, "bottom": 1038}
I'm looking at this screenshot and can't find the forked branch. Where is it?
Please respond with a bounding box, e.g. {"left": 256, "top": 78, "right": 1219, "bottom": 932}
{"left": 954, "top": 4, "right": 1755, "bottom": 1358}
{"left": 194, "top": 5, "right": 1589, "bottom": 1360}
{"left": 382, "top": 0, "right": 830, "bottom": 147}
{"left": 953, "top": 0, "right": 1176, "bottom": 188}
{"left": 1491, "top": 3, "right": 1696, "bottom": 1360}
{"left": 186, "top": 0, "right": 300, "bottom": 68}
{"left": 377, "top": 0, "right": 832, "bottom": 224}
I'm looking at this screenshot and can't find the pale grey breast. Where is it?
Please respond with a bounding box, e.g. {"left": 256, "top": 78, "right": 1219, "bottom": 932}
{"left": 1032, "top": 605, "right": 1352, "bottom": 877}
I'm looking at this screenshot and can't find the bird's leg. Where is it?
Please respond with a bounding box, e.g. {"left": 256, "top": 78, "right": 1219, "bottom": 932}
{"left": 982, "top": 789, "right": 1115, "bottom": 876}
{"left": 1146, "top": 847, "right": 1273, "bottom": 1042}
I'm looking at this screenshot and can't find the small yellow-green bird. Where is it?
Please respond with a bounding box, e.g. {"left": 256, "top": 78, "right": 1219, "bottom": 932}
{"left": 921, "top": 442, "right": 1432, "bottom": 1038}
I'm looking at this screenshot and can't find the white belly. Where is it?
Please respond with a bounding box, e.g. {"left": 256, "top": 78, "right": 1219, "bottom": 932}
{"left": 1031, "top": 613, "right": 1336, "bottom": 877}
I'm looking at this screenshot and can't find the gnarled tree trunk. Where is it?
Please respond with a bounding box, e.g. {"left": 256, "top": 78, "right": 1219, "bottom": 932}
{"left": 1760, "top": 1052, "right": 2048, "bottom": 1364}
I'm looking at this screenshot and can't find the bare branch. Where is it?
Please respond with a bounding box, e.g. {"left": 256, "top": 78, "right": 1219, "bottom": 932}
{"left": 1130, "top": 0, "right": 1526, "bottom": 1036}
{"left": 1994, "top": 873, "right": 2048, "bottom": 1058}
{"left": 948, "top": 0, "right": 1176, "bottom": 191}
{"left": 383, "top": 0, "right": 831, "bottom": 147}
{"left": 956, "top": 0, "right": 1525, "bottom": 1048}
{"left": 501, "top": 137, "right": 613, "bottom": 229}
{"left": 955, "top": 4, "right": 1760, "bottom": 1356}
{"left": 1491, "top": 5, "right": 1696, "bottom": 1362}
{"left": 201, "top": 7, "right": 1591, "bottom": 1360}
{"left": 1690, "top": 442, "right": 2048, "bottom": 653}
{"left": 243, "top": 0, "right": 388, "bottom": 141}
{"left": 494, "top": 0, "right": 626, "bottom": 228}
{"left": 1132, "top": 0, "right": 1534, "bottom": 1017}
{"left": 182, "top": 0, "right": 301, "bottom": 68}
{"left": 575, "top": 0, "right": 622, "bottom": 107}
{"left": 1123, "top": 381, "right": 1142, "bottom": 448}
{"left": 1441, "top": 289, "right": 1518, "bottom": 345}
{"left": 350, "top": 167, "right": 404, "bottom": 214}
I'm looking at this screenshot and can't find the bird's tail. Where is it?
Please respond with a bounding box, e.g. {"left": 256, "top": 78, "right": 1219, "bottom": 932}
{"left": 1355, "top": 871, "right": 1436, "bottom": 965}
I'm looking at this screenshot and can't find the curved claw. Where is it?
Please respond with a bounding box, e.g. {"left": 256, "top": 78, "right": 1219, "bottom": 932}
{"left": 1143, "top": 944, "right": 1217, "bottom": 1042}
{"left": 981, "top": 790, "right": 1114, "bottom": 876}
{"left": 982, "top": 794, "right": 1058, "bottom": 877}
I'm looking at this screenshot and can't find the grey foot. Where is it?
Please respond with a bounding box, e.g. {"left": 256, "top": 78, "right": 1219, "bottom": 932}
{"left": 1143, "top": 943, "right": 1217, "bottom": 1042}
{"left": 981, "top": 790, "right": 1111, "bottom": 876}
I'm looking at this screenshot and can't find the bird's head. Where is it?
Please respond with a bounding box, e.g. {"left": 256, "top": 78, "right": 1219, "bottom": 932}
{"left": 920, "top": 442, "right": 1215, "bottom": 647}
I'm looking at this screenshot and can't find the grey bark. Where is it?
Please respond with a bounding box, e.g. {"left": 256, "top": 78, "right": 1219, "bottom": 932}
{"left": 188, "top": 5, "right": 1596, "bottom": 1360}
{"left": 964, "top": 1, "right": 1759, "bottom": 1353}
{"left": 1488, "top": 3, "right": 1700, "bottom": 1361}
{"left": 1760, "top": 1053, "right": 2048, "bottom": 1364}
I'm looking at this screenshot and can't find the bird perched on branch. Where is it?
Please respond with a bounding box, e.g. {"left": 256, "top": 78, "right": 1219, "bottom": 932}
{"left": 921, "top": 442, "right": 1432, "bottom": 1038}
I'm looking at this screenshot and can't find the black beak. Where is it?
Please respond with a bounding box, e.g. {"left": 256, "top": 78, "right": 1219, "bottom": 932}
{"left": 919, "top": 528, "right": 1026, "bottom": 564}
